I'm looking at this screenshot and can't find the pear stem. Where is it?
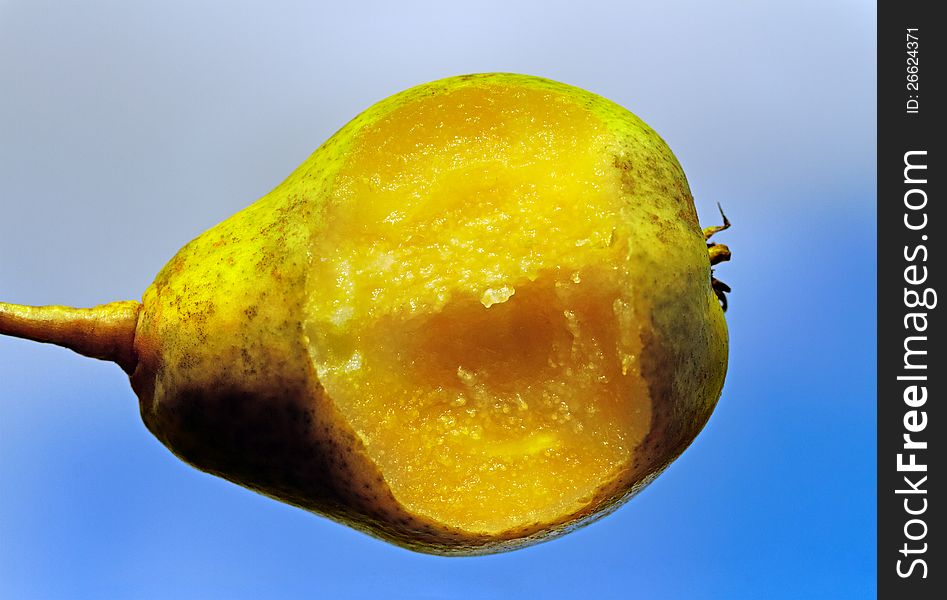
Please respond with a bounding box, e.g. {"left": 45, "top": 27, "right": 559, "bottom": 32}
{"left": 0, "top": 300, "right": 141, "bottom": 373}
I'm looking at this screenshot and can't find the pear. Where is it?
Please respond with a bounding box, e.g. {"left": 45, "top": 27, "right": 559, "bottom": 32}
{"left": 0, "top": 73, "right": 730, "bottom": 555}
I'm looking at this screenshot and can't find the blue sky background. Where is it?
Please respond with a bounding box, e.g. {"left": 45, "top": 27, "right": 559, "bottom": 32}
{"left": 0, "top": 1, "right": 875, "bottom": 598}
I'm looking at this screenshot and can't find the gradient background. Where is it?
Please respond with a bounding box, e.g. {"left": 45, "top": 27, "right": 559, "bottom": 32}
{"left": 0, "top": 1, "right": 876, "bottom": 598}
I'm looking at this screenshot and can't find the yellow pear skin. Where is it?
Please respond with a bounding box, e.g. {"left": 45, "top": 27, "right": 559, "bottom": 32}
{"left": 0, "top": 73, "right": 729, "bottom": 555}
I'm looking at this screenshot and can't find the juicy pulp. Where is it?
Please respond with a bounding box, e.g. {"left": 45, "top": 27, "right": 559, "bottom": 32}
{"left": 305, "top": 84, "right": 653, "bottom": 533}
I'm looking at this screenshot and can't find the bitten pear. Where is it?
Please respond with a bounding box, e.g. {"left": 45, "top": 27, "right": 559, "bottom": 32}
{"left": 0, "top": 73, "right": 731, "bottom": 555}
